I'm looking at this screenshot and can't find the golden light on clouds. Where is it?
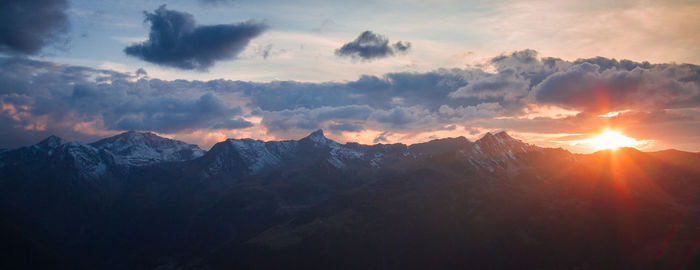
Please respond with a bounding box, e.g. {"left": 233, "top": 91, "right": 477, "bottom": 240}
{"left": 598, "top": 110, "right": 631, "bottom": 118}
{"left": 494, "top": 105, "right": 580, "bottom": 120}
{"left": 523, "top": 105, "right": 580, "bottom": 119}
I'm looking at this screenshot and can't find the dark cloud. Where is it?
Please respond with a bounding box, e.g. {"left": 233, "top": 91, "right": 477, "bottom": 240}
{"left": 533, "top": 62, "right": 698, "bottom": 113}
{"left": 491, "top": 49, "right": 539, "bottom": 68}
{"left": 124, "top": 5, "right": 268, "bottom": 70}
{"left": 106, "top": 93, "right": 250, "bottom": 133}
{"left": 0, "top": 0, "right": 70, "bottom": 54}
{"left": 0, "top": 57, "right": 251, "bottom": 147}
{"left": 449, "top": 69, "right": 529, "bottom": 101}
{"left": 438, "top": 103, "right": 503, "bottom": 121}
{"left": 489, "top": 49, "right": 570, "bottom": 87}
{"left": 261, "top": 105, "right": 373, "bottom": 133}
{"left": 344, "top": 70, "right": 476, "bottom": 111}
{"left": 328, "top": 122, "right": 364, "bottom": 133}
{"left": 260, "top": 105, "right": 439, "bottom": 134}
{"left": 373, "top": 131, "right": 390, "bottom": 143}
{"left": 238, "top": 69, "right": 473, "bottom": 113}
{"left": 573, "top": 57, "right": 652, "bottom": 72}
{"left": 369, "top": 106, "right": 436, "bottom": 129}
{"left": 135, "top": 68, "right": 148, "bottom": 77}
{"left": 335, "top": 31, "right": 411, "bottom": 60}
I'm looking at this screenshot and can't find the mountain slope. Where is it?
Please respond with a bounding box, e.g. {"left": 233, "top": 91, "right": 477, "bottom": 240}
{"left": 218, "top": 147, "right": 699, "bottom": 270}
{"left": 0, "top": 135, "right": 115, "bottom": 180}
{"left": 0, "top": 130, "right": 698, "bottom": 269}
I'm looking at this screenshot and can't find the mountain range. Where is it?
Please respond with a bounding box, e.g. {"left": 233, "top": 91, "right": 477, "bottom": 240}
{"left": 1, "top": 130, "right": 699, "bottom": 269}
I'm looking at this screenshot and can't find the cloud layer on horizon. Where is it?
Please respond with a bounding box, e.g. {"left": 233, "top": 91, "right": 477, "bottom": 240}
{"left": 1, "top": 50, "right": 699, "bottom": 151}
{"left": 124, "top": 5, "right": 268, "bottom": 70}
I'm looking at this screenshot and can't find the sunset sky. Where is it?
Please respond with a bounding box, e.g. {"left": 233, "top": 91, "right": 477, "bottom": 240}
{"left": 1, "top": 0, "right": 699, "bottom": 153}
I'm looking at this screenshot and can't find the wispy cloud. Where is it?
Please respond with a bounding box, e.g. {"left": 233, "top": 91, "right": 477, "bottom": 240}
{"left": 111, "top": 36, "right": 147, "bottom": 44}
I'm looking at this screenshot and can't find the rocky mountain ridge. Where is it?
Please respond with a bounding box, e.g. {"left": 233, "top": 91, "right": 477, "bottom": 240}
{"left": 0, "top": 129, "right": 545, "bottom": 180}
{"left": 1, "top": 129, "right": 698, "bottom": 270}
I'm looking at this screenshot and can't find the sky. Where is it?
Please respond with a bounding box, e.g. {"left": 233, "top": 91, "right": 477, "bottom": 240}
{"left": 0, "top": 0, "right": 699, "bottom": 153}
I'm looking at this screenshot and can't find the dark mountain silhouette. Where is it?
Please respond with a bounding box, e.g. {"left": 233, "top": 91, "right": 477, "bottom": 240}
{"left": 0, "top": 130, "right": 698, "bottom": 269}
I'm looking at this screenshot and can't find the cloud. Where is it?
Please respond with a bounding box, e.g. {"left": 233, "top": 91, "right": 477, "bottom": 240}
{"left": 533, "top": 62, "right": 699, "bottom": 113}
{"left": 104, "top": 93, "right": 251, "bottom": 133}
{"left": 328, "top": 122, "right": 364, "bottom": 133}
{"left": 438, "top": 103, "right": 503, "bottom": 121}
{"left": 335, "top": 31, "right": 411, "bottom": 60}
{"left": 491, "top": 49, "right": 540, "bottom": 69}
{"left": 488, "top": 50, "right": 571, "bottom": 88}
{"left": 344, "top": 70, "right": 475, "bottom": 111}
{"left": 369, "top": 106, "right": 436, "bottom": 130}
{"left": 573, "top": 57, "right": 652, "bottom": 72}
{"left": 135, "top": 68, "right": 148, "bottom": 77}
{"left": 0, "top": 57, "right": 252, "bottom": 147}
{"left": 373, "top": 131, "right": 390, "bottom": 143}
{"left": 0, "top": 0, "right": 70, "bottom": 54}
{"left": 1, "top": 50, "right": 700, "bottom": 151}
{"left": 261, "top": 104, "right": 439, "bottom": 136}
{"left": 124, "top": 5, "right": 268, "bottom": 70}
{"left": 261, "top": 105, "right": 373, "bottom": 133}
{"left": 449, "top": 69, "right": 529, "bottom": 101}
{"left": 242, "top": 69, "right": 473, "bottom": 113}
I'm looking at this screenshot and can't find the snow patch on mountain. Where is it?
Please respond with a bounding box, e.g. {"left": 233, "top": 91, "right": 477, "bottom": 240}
{"left": 328, "top": 143, "right": 365, "bottom": 168}
{"left": 227, "top": 139, "right": 294, "bottom": 173}
{"left": 90, "top": 131, "right": 205, "bottom": 166}
{"left": 62, "top": 142, "right": 109, "bottom": 177}
{"left": 3, "top": 136, "right": 113, "bottom": 178}
{"left": 304, "top": 129, "right": 335, "bottom": 147}
{"left": 461, "top": 131, "right": 539, "bottom": 172}
{"left": 370, "top": 153, "right": 383, "bottom": 168}
{"left": 37, "top": 135, "right": 66, "bottom": 149}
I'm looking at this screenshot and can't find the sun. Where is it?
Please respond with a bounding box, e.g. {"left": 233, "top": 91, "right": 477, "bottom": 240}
{"left": 578, "top": 130, "right": 645, "bottom": 151}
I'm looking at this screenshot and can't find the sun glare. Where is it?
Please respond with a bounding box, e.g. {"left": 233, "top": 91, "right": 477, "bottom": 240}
{"left": 577, "top": 130, "right": 646, "bottom": 151}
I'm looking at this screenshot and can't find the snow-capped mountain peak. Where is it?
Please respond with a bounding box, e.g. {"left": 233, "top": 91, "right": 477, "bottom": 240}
{"left": 307, "top": 129, "right": 325, "bottom": 138}
{"left": 476, "top": 131, "right": 522, "bottom": 146}
{"left": 494, "top": 131, "right": 518, "bottom": 142}
{"left": 471, "top": 131, "right": 536, "bottom": 162}
{"left": 0, "top": 136, "right": 110, "bottom": 179}
{"left": 2, "top": 129, "right": 557, "bottom": 182}
{"left": 300, "top": 129, "right": 338, "bottom": 147}
{"left": 90, "top": 131, "right": 205, "bottom": 166}
{"left": 199, "top": 137, "right": 299, "bottom": 177}
{"left": 37, "top": 135, "right": 66, "bottom": 149}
